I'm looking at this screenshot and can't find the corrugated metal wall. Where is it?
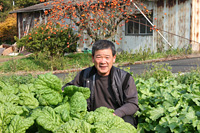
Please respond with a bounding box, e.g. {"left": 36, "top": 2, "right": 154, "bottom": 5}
{"left": 190, "top": 0, "right": 200, "bottom": 52}
{"left": 17, "top": 11, "right": 42, "bottom": 39}
{"left": 155, "top": 0, "right": 191, "bottom": 50}
{"left": 119, "top": 0, "right": 192, "bottom": 53}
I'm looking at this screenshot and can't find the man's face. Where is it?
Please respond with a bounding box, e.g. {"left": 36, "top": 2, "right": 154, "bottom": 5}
{"left": 92, "top": 48, "right": 116, "bottom": 76}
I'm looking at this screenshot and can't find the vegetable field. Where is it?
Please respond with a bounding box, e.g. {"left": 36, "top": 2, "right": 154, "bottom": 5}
{"left": 0, "top": 73, "right": 136, "bottom": 133}
{"left": 136, "top": 77, "right": 200, "bottom": 132}
{"left": 0, "top": 71, "right": 199, "bottom": 133}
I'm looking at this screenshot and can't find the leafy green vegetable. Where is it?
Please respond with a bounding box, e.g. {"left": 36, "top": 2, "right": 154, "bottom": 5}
{"left": 34, "top": 73, "right": 63, "bottom": 106}
{"left": 84, "top": 107, "right": 137, "bottom": 133}
{"left": 0, "top": 103, "right": 30, "bottom": 133}
{"left": 35, "top": 88, "right": 63, "bottom": 106}
{"left": 70, "top": 92, "right": 87, "bottom": 119}
{"left": 4, "top": 115, "right": 34, "bottom": 133}
{"left": 18, "top": 84, "right": 35, "bottom": 93}
{"left": 0, "top": 73, "right": 138, "bottom": 132}
{"left": 34, "top": 106, "right": 64, "bottom": 132}
{"left": 63, "top": 85, "right": 90, "bottom": 99}
{"left": 0, "top": 92, "right": 19, "bottom": 104}
{"left": 0, "top": 81, "right": 18, "bottom": 95}
{"left": 54, "top": 103, "right": 71, "bottom": 122}
{"left": 54, "top": 118, "right": 92, "bottom": 133}
{"left": 136, "top": 77, "right": 200, "bottom": 132}
{"left": 34, "top": 73, "right": 62, "bottom": 93}
{"left": 18, "top": 93, "right": 39, "bottom": 109}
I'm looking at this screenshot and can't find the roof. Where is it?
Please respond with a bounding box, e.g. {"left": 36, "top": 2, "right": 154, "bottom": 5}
{"left": 9, "top": 1, "right": 61, "bottom": 14}
{"left": 9, "top": 0, "right": 157, "bottom": 14}
{"left": 9, "top": 0, "right": 92, "bottom": 14}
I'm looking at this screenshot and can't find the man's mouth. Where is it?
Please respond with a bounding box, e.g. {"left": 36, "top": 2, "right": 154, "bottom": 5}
{"left": 100, "top": 66, "right": 107, "bottom": 69}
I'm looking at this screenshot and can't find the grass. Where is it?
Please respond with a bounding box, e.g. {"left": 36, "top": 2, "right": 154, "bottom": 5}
{"left": 0, "top": 53, "right": 93, "bottom": 73}
{"left": 0, "top": 47, "right": 195, "bottom": 74}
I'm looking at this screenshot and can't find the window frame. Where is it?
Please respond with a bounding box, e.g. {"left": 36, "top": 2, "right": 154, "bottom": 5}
{"left": 125, "top": 13, "right": 153, "bottom": 36}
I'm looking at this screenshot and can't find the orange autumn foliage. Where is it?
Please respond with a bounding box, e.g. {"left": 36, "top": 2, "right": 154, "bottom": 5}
{"left": 0, "top": 14, "right": 17, "bottom": 44}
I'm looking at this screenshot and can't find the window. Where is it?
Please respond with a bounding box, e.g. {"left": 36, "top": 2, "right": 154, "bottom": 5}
{"left": 23, "top": 18, "right": 26, "bottom": 32}
{"left": 125, "top": 14, "right": 153, "bottom": 36}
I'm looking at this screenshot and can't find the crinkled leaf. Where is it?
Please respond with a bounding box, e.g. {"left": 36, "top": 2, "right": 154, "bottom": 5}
{"left": 167, "top": 117, "right": 179, "bottom": 131}
{"left": 64, "top": 85, "right": 90, "bottom": 99}
{"left": 36, "top": 106, "right": 64, "bottom": 132}
{"left": 106, "top": 117, "right": 137, "bottom": 133}
{"left": 4, "top": 115, "right": 34, "bottom": 133}
{"left": 30, "top": 107, "right": 43, "bottom": 120}
{"left": 18, "top": 84, "right": 35, "bottom": 93}
{"left": 154, "top": 125, "right": 170, "bottom": 133}
{"left": 54, "top": 118, "right": 92, "bottom": 133}
{"left": 0, "top": 81, "right": 18, "bottom": 95}
{"left": 54, "top": 103, "right": 71, "bottom": 122}
{"left": 84, "top": 107, "right": 114, "bottom": 124}
{"left": 36, "top": 88, "right": 63, "bottom": 106}
{"left": 70, "top": 92, "right": 87, "bottom": 119}
{"left": 2, "top": 102, "right": 24, "bottom": 115}
{"left": 34, "top": 73, "right": 62, "bottom": 93}
{"left": 0, "top": 92, "right": 19, "bottom": 104}
{"left": 18, "top": 93, "right": 39, "bottom": 109}
{"left": 84, "top": 107, "right": 136, "bottom": 133}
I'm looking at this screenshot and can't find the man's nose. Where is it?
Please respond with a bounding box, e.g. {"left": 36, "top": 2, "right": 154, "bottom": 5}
{"left": 100, "top": 57, "right": 106, "bottom": 63}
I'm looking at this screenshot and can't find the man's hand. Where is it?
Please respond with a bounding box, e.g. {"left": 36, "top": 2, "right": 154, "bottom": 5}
{"left": 113, "top": 113, "right": 116, "bottom": 116}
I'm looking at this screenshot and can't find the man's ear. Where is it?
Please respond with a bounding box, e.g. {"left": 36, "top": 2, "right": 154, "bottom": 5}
{"left": 92, "top": 56, "right": 94, "bottom": 63}
{"left": 113, "top": 55, "right": 116, "bottom": 63}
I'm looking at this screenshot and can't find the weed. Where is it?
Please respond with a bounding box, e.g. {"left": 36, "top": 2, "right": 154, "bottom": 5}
{"left": 136, "top": 63, "right": 173, "bottom": 82}
{"left": 0, "top": 74, "right": 36, "bottom": 86}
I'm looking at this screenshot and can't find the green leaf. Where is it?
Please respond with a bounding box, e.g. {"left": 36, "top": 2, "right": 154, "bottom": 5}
{"left": 70, "top": 92, "right": 87, "bottom": 119}
{"left": 154, "top": 125, "right": 170, "bottom": 133}
{"left": 0, "top": 93, "right": 19, "bottom": 104}
{"left": 36, "top": 88, "right": 63, "bottom": 106}
{"left": 36, "top": 106, "right": 64, "bottom": 132}
{"left": 185, "top": 107, "right": 197, "bottom": 123}
{"left": 54, "top": 118, "right": 92, "bottom": 133}
{"left": 4, "top": 115, "right": 34, "bottom": 133}
{"left": 35, "top": 73, "right": 62, "bottom": 93}
{"left": 159, "top": 116, "right": 170, "bottom": 128}
{"left": 18, "top": 93, "right": 39, "bottom": 109}
{"left": 167, "top": 117, "right": 179, "bottom": 131}
{"left": 54, "top": 103, "right": 71, "bottom": 122}
{"left": 0, "top": 81, "right": 18, "bottom": 95}
{"left": 149, "top": 106, "right": 165, "bottom": 121}
{"left": 64, "top": 85, "right": 90, "bottom": 99}
{"left": 18, "top": 84, "right": 35, "bottom": 93}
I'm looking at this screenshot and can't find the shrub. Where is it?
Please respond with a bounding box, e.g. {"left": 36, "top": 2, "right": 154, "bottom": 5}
{"left": 16, "top": 23, "right": 79, "bottom": 57}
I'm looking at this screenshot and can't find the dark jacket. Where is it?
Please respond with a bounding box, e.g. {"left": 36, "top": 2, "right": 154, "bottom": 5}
{"left": 62, "top": 66, "right": 139, "bottom": 126}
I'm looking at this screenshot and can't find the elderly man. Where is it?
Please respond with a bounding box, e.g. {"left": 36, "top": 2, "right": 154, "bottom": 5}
{"left": 62, "top": 40, "right": 139, "bottom": 127}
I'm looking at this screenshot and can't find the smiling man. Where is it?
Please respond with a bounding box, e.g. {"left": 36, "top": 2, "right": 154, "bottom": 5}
{"left": 62, "top": 40, "right": 139, "bottom": 127}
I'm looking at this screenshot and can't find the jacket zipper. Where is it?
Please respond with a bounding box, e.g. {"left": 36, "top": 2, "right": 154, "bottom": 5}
{"left": 91, "top": 74, "right": 96, "bottom": 110}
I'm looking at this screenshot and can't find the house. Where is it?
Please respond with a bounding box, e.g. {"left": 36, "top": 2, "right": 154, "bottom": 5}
{"left": 10, "top": 0, "right": 200, "bottom": 53}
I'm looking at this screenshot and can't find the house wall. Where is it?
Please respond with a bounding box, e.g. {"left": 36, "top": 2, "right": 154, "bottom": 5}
{"left": 17, "top": 11, "right": 44, "bottom": 39}
{"left": 155, "top": 0, "right": 191, "bottom": 50}
{"left": 117, "top": 0, "right": 192, "bottom": 53}
{"left": 190, "top": 0, "right": 200, "bottom": 52}
{"left": 116, "top": 1, "right": 155, "bottom": 53}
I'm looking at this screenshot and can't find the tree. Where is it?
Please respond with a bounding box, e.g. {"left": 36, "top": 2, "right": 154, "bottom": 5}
{"left": 15, "top": 0, "right": 42, "bottom": 8}
{"left": 0, "top": 14, "right": 17, "bottom": 44}
{"left": 41, "top": 0, "right": 150, "bottom": 44}
{"left": 0, "top": 0, "right": 13, "bottom": 12}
